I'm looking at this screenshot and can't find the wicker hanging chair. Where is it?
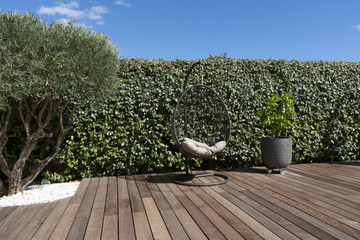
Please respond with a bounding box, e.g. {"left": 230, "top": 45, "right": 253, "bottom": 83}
{"left": 172, "top": 61, "right": 231, "bottom": 186}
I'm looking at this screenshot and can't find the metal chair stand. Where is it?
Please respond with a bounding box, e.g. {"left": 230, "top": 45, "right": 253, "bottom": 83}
{"left": 173, "top": 157, "right": 229, "bottom": 186}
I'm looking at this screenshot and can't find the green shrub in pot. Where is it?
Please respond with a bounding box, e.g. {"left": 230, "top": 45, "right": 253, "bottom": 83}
{"left": 258, "top": 93, "right": 295, "bottom": 174}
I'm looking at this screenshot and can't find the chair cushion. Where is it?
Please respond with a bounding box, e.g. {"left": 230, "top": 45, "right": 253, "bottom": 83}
{"left": 180, "top": 138, "right": 226, "bottom": 158}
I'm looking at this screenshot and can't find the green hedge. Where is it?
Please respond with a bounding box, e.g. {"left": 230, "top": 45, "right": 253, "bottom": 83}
{"left": 44, "top": 58, "right": 360, "bottom": 181}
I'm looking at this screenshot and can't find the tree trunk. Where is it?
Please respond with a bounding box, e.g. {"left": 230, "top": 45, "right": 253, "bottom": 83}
{"left": 0, "top": 98, "right": 75, "bottom": 196}
{"left": 0, "top": 106, "right": 12, "bottom": 196}
{"left": 6, "top": 138, "right": 39, "bottom": 195}
{"left": 8, "top": 176, "right": 22, "bottom": 196}
{"left": 21, "top": 129, "right": 67, "bottom": 190}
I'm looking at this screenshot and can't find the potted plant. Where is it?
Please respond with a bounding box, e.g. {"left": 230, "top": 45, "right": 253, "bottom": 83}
{"left": 259, "top": 93, "right": 295, "bottom": 174}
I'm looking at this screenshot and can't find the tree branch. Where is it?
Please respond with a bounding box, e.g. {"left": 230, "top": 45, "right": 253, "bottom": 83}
{"left": 24, "top": 98, "right": 39, "bottom": 124}
{"left": 13, "top": 96, "right": 55, "bottom": 182}
{"left": 21, "top": 96, "right": 77, "bottom": 188}
{"left": 19, "top": 101, "right": 31, "bottom": 139}
{"left": 40, "top": 133, "right": 54, "bottom": 139}
{"left": 0, "top": 112, "right": 4, "bottom": 128}
{"left": 42, "top": 100, "right": 55, "bottom": 129}
{"left": 59, "top": 95, "right": 74, "bottom": 131}
{"left": 0, "top": 105, "right": 11, "bottom": 132}
{"left": 37, "top": 87, "right": 51, "bottom": 126}
{"left": 0, "top": 153, "right": 11, "bottom": 178}
{"left": 0, "top": 179, "right": 7, "bottom": 197}
{"left": 21, "top": 124, "right": 67, "bottom": 188}
{"left": 0, "top": 105, "right": 12, "bottom": 178}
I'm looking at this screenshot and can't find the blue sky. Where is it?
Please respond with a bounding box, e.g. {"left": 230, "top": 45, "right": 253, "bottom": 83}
{"left": 2, "top": 0, "right": 360, "bottom": 62}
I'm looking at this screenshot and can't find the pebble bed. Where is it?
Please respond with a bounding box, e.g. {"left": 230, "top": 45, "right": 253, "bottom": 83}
{"left": 0, "top": 182, "right": 80, "bottom": 207}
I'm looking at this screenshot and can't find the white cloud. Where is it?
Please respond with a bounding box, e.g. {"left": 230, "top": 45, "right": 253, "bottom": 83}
{"left": 97, "top": 21, "right": 105, "bottom": 25}
{"left": 58, "top": 18, "right": 90, "bottom": 29}
{"left": 356, "top": 25, "right": 360, "bottom": 31}
{"left": 38, "top": 6, "right": 85, "bottom": 19}
{"left": 58, "top": 18, "right": 71, "bottom": 24}
{"left": 38, "top": 1, "right": 85, "bottom": 19}
{"left": 114, "top": 0, "right": 130, "bottom": 7}
{"left": 88, "top": 6, "right": 108, "bottom": 20}
{"left": 60, "top": 1, "right": 80, "bottom": 9}
{"left": 38, "top": 1, "right": 108, "bottom": 23}
{"left": 91, "top": 6, "right": 108, "bottom": 14}
{"left": 88, "top": 13, "right": 101, "bottom": 20}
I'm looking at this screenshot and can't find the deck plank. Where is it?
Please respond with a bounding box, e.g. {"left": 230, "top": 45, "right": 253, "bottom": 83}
{"left": 67, "top": 178, "right": 99, "bottom": 240}
{"left": 101, "top": 176, "right": 118, "bottom": 240}
{"left": 84, "top": 177, "right": 108, "bottom": 240}
{"left": 144, "top": 174, "right": 190, "bottom": 240}
{"left": 4, "top": 205, "right": 42, "bottom": 239}
{"left": 118, "top": 176, "right": 136, "bottom": 240}
{"left": 143, "top": 197, "right": 172, "bottom": 240}
{"left": 0, "top": 205, "right": 33, "bottom": 237}
{"left": 199, "top": 176, "right": 285, "bottom": 240}
{"left": 274, "top": 170, "right": 360, "bottom": 216}
{"left": 0, "top": 206, "right": 17, "bottom": 224}
{"left": 32, "top": 197, "right": 72, "bottom": 240}
{"left": 192, "top": 178, "right": 262, "bottom": 240}
{"left": 15, "top": 201, "right": 57, "bottom": 240}
{"left": 286, "top": 169, "right": 360, "bottom": 210}
{"left": 245, "top": 170, "right": 360, "bottom": 239}
{"left": 0, "top": 162, "right": 359, "bottom": 240}
{"left": 127, "top": 175, "right": 153, "bottom": 240}
{"left": 152, "top": 174, "right": 208, "bottom": 240}
{"left": 268, "top": 172, "right": 360, "bottom": 226}
{"left": 50, "top": 178, "right": 91, "bottom": 239}
{"left": 230, "top": 169, "right": 357, "bottom": 239}
{"left": 222, "top": 174, "right": 318, "bottom": 240}
{"left": 176, "top": 177, "right": 244, "bottom": 240}
{"left": 165, "top": 174, "right": 227, "bottom": 240}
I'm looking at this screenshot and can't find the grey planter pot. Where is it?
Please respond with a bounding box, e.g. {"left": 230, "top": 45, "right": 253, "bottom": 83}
{"left": 261, "top": 137, "right": 292, "bottom": 174}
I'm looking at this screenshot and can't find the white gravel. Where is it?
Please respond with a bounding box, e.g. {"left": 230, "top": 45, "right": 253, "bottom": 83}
{"left": 0, "top": 182, "right": 80, "bottom": 207}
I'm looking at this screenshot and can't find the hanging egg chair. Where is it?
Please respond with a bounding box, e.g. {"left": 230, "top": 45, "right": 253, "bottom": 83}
{"left": 172, "top": 61, "right": 231, "bottom": 186}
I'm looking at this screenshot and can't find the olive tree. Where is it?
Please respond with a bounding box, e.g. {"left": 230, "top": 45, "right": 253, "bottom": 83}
{"left": 0, "top": 11, "right": 119, "bottom": 195}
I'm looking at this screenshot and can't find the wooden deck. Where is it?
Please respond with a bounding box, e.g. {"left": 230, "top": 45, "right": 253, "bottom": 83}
{"left": 0, "top": 162, "right": 359, "bottom": 239}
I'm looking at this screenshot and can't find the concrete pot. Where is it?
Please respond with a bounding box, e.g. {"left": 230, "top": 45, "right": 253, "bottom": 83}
{"left": 261, "top": 137, "right": 292, "bottom": 174}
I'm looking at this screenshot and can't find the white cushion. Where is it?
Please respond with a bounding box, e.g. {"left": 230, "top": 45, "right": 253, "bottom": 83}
{"left": 209, "top": 141, "right": 227, "bottom": 154}
{"left": 180, "top": 138, "right": 226, "bottom": 158}
{"left": 182, "top": 138, "right": 210, "bottom": 148}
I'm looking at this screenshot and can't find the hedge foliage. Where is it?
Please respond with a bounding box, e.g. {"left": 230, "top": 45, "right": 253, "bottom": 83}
{"left": 44, "top": 58, "right": 360, "bottom": 181}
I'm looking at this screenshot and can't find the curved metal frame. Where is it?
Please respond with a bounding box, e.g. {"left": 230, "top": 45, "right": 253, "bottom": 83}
{"left": 172, "top": 84, "right": 231, "bottom": 155}
{"left": 172, "top": 61, "right": 231, "bottom": 186}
